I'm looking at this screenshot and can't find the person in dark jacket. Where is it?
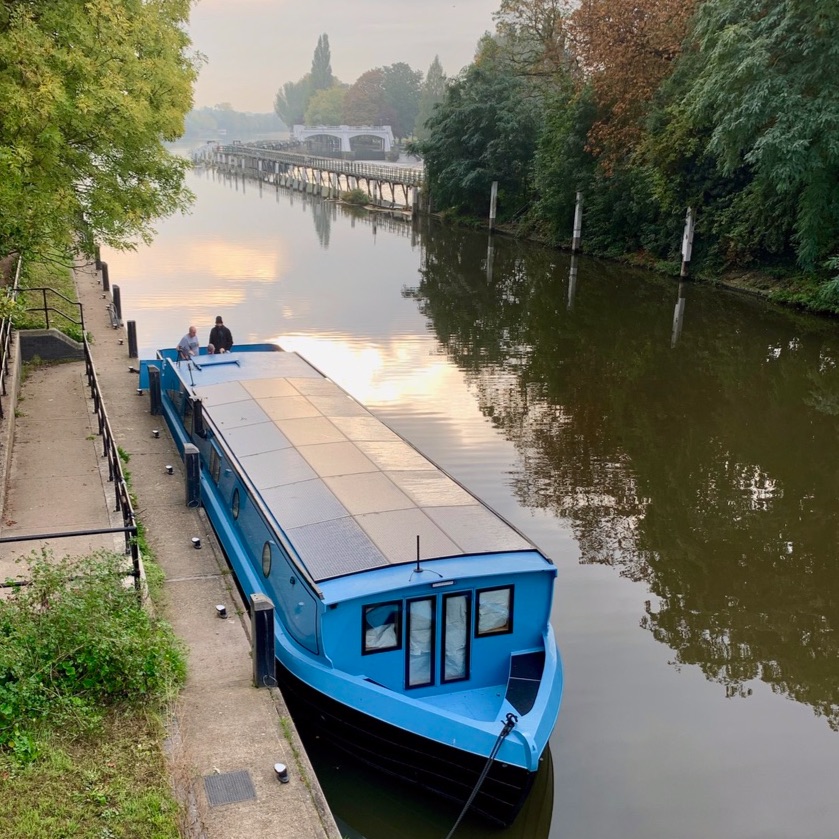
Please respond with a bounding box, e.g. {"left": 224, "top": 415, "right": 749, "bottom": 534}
{"left": 209, "top": 316, "right": 233, "bottom": 353}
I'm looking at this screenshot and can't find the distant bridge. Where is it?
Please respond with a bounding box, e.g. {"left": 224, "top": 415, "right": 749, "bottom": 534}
{"left": 193, "top": 143, "right": 428, "bottom": 213}
{"left": 292, "top": 124, "right": 395, "bottom": 153}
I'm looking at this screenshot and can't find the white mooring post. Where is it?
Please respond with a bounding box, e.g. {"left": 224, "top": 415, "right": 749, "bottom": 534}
{"left": 572, "top": 191, "right": 584, "bottom": 253}
{"left": 568, "top": 254, "right": 579, "bottom": 310}
{"left": 680, "top": 207, "right": 696, "bottom": 278}
{"left": 489, "top": 181, "right": 498, "bottom": 232}
{"left": 671, "top": 281, "right": 687, "bottom": 347}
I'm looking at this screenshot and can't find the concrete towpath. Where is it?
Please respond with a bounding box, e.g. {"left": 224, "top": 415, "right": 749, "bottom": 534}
{"left": 0, "top": 260, "right": 341, "bottom": 839}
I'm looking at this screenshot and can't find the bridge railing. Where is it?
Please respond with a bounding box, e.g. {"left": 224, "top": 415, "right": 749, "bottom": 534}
{"left": 212, "top": 145, "right": 425, "bottom": 188}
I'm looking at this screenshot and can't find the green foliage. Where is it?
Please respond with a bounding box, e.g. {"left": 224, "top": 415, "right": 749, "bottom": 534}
{"left": 305, "top": 86, "right": 347, "bottom": 125}
{"left": 184, "top": 106, "right": 286, "bottom": 139}
{"left": 0, "top": 0, "right": 198, "bottom": 263}
{"left": 0, "top": 550, "right": 186, "bottom": 756}
{"left": 0, "top": 712, "right": 181, "bottom": 839}
{"left": 682, "top": 0, "right": 839, "bottom": 267}
{"left": 531, "top": 86, "right": 598, "bottom": 244}
{"left": 415, "top": 56, "right": 447, "bottom": 142}
{"left": 418, "top": 39, "right": 542, "bottom": 218}
{"left": 274, "top": 75, "right": 312, "bottom": 127}
{"left": 382, "top": 62, "right": 423, "bottom": 139}
{"left": 342, "top": 68, "right": 387, "bottom": 126}
{"left": 341, "top": 188, "right": 369, "bottom": 206}
{"left": 310, "top": 34, "right": 334, "bottom": 93}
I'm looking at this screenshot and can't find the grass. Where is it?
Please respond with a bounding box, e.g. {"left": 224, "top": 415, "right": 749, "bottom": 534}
{"left": 0, "top": 543, "right": 186, "bottom": 838}
{"left": 0, "top": 711, "right": 180, "bottom": 839}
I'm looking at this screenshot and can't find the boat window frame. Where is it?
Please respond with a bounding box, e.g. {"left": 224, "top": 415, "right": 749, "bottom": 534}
{"left": 361, "top": 600, "right": 402, "bottom": 656}
{"left": 232, "top": 487, "right": 240, "bottom": 520}
{"left": 405, "top": 596, "right": 436, "bottom": 689}
{"left": 441, "top": 591, "right": 471, "bottom": 684}
{"left": 475, "top": 585, "right": 514, "bottom": 637}
{"left": 262, "top": 541, "right": 272, "bottom": 577}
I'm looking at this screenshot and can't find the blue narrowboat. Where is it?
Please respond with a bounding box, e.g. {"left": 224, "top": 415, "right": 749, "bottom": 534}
{"left": 150, "top": 343, "right": 563, "bottom": 827}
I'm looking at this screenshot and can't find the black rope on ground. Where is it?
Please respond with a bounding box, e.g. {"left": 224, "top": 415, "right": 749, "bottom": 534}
{"left": 442, "top": 712, "right": 518, "bottom": 839}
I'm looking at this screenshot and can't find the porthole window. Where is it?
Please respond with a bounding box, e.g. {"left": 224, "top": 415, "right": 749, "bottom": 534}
{"left": 262, "top": 541, "right": 272, "bottom": 577}
{"left": 232, "top": 488, "right": 240, "bottom": 520}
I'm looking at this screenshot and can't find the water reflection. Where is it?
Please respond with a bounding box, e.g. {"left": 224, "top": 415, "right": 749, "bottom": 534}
{"left": 105, "top": 168, "right": 839, "bottom": 837}
{"left": 671, "top": 280, "right": 687, "bottom": 347}
{"left": 410, "top": 227, "right": 839, "bottom": 730}
{"left": 297, "top": 724, "right": 554, "bottom": 839}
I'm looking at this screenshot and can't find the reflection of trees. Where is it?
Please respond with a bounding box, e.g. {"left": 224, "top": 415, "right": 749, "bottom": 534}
{"left": 311, "top": 198, "right": 333, "bottom": 249}
{"left": 408, "top": 227, "right": 839, "bottom": 729}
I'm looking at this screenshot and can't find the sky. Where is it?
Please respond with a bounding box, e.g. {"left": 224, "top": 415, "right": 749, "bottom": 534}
{"left": 188, "top": 0, "right": 501, "bottom": 113}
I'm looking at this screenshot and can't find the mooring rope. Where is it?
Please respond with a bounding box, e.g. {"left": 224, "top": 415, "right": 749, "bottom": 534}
{"left": 442, "top": 712, "right": 519, "bottom": 839}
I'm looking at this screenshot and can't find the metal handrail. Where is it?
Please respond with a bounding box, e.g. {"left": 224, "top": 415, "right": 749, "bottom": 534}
{"left": 0, "top": 266, "right": 141, "bottom": 593}
{"left": 18, "top": 285, "right": 85, "bottom": 336}
{"left": 84, "top": 337, "right": 142, "bottom": 591}
{"left": 0, "top": 256, "right": 22, "bottom": 419}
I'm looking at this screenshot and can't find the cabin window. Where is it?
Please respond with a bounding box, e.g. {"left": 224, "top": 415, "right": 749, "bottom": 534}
{"left": 209, "top": 448, "right": 221, "bottom": 483}
{"left": 362, "top": 601, "right": 402, "bottom": 654}
{"left": 442, "top": 593, "right": 471, "bottom": 682}
{"left": 191, "top": 399, "right": 205, "bottom": 438}
{"left": 181, "top": 385, "right": 192, "bottom": 421}
{"left": 232, "top": 488, "right": 240, "bottom": 520}
{"left": 476, "top": 586, "right": 514, "bottom": 636}
{"left": 262, "top": 541, "right": 272, "bottom": 576}
{"left": 406, "top": 597, "right": 435, "bottom": 688}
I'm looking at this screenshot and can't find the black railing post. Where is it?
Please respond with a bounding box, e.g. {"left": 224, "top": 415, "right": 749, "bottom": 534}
{"left": 251, "top": 593, "right": 275, "bottom": 688}
{"left": 127, "top": 320, "right": 138, "bottom": 358}
{"left": 184, "top": 443, "right": 200, "bottom": 507}
{"left": 111, "top": 284, "right": 122, "bottom": 325}
{"left": 148, "top": 365, "right": 162, "bottom": 415}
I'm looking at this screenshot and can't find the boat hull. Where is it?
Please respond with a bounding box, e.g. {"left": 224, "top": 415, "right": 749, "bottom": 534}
{"left": 275, "top": 659, "right": 538, "bottom": 828}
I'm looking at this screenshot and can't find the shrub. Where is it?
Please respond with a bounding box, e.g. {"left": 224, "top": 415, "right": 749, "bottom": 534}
{"left": 0, "top": 550, "right": 186, "bottom": 757}
{"left": 341, "top": 188, "right": 369, "bottom": 206}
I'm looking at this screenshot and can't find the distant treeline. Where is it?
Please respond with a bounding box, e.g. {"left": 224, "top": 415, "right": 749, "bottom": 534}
{"left": 183, "top": 106, "right": 287, "bottom": 141}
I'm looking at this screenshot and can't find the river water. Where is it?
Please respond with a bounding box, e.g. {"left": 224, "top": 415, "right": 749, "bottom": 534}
{"left": 104, "top": 165, "right": 839, "bottom": 839}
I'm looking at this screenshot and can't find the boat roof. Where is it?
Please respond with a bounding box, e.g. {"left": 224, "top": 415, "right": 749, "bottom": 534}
{"left": 168, "top": 348, "right": 540, "bottom": 583}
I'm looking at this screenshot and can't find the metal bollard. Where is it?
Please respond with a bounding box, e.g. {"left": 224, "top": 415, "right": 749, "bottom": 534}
{"left": 184, "top": 443, "right": 200, "bottom": 508}
{"left": 112, "top": 284, "right": 122, "bottom": 323}
{"left": 127, "top": 320, "right": 138, "bottom": 358}
{"left": 250, "top": 593, "right": 275, "bottom": 688}
{"left": 148, "top": 365, "right": 162, "bottom": 416}
{"left": 101, "top": 261, "right": 110, "bottom": 292}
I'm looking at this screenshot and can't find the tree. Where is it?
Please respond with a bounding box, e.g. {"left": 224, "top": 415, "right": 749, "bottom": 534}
{"left": 310, "top": 33, "right": 333, "bottom": 93}
{"left": 382, "top": 62, "right": 422, "bottom": 139}
{"left": 569, "top": 0, "right": 699, "bottom": 163}
{"left": 274, "top": 76, "right": 311, "bottom": 126}
{"left": 415, "top": 56, "right": 447, "bottom": 142}
{"left": 0, "top": 0, "right": 198, "bottom": 262}
{"left": 342, "top": 69, "right": 388, "bottom": 125}
{"left": 680, "top": 0, "right": 839, "bottom": 267}
{"left": 418, "top": 37, "right": 542, "bottom": 217}
{"left": 494, "top": 0, "right": 576, "bottom": 79}
{"left": 305, "top": 86, "right": 347, "bottom": 125}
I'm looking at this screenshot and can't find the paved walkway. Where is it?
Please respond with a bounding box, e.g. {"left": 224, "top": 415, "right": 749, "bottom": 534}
{"left": 0, "top": 260, "right": 341, "bottom": 839}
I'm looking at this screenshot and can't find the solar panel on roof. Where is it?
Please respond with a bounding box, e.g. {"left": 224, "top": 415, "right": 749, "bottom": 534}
{"left": 184, "top": 351, "right": 536, "bottom": 582}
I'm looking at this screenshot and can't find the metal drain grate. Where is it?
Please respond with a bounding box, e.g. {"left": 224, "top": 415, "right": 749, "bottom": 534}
{"left": 204, "top": 770, "right": 256, "bottom": 806}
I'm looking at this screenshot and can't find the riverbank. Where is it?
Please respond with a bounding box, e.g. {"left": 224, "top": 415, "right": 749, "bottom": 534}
{"left": 478, "top": 216, "right": 838, "bottom": 317}
{"left": 0, "top": 260, "right": 341, "bottom": 839}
